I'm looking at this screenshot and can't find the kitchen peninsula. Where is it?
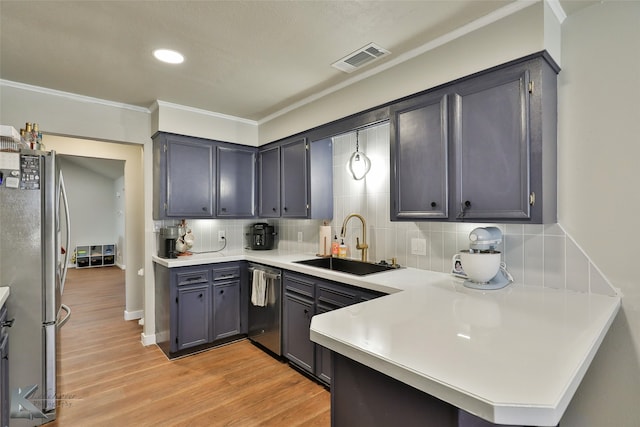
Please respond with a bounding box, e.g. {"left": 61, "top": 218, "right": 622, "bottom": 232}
{"left": 152, "top": 252, "right": 620, "bottom": 427}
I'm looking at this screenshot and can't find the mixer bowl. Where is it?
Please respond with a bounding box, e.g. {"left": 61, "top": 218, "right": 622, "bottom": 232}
{"left": 459, "top": 250, "right": 502, "bottom": 283}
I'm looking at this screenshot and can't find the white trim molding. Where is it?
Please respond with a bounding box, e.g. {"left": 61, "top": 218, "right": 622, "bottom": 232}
{"left": 124, "top": 309, "right": 143, "bottom": 321}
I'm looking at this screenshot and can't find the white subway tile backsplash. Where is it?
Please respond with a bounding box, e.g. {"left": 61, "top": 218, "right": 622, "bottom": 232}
{"left": 524, "top": 232, "right": 544, "bottom": 287}
{"left": 565, "top": 237, "right": 588, "bottom": 293}
{"left": 590, "top": 264, "right": 617, "bottom": 296}
{"left": 544, "top": 235, "right": 565, "bottom": 289}
{"left": 504, "top": 233, "right": 525, "bottom": 284}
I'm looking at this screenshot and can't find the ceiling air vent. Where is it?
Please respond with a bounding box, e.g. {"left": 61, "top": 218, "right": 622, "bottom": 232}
{"left": 332, "top": 43, "right": 390, "bottom": 73}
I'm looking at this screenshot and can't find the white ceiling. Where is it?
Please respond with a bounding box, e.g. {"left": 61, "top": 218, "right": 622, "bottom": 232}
{"left": 0, "top": 1, "right": 593, "bottom": 123}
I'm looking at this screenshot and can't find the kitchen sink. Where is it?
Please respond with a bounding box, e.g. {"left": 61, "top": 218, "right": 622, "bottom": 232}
{"left": 294, "top": 257, "right": 399, "bottom": 276}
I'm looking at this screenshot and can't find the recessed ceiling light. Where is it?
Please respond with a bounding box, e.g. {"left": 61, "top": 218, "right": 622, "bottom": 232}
{"left": 153, "top": 49, "right": 184, "bottom": 64}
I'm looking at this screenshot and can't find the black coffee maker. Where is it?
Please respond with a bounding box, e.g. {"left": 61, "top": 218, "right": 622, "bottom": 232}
{"left": 249, "top": 223, "right": 276, "bottom": 250}
{"left": 158, "top": 226, "right": 179, "bottom": 259}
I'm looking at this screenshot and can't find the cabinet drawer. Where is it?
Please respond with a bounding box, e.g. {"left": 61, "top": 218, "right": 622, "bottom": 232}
{"left": 317, "top": 283, "right": 357, "bottom": 308}
{"left": 284, "top": 273, "right": 315, "bottom": 299}
{"left": 176, "top": 270, "right": 209, "bottom": 286}
{"left": 212, "top": 266, "right": 240, "bottom": 281}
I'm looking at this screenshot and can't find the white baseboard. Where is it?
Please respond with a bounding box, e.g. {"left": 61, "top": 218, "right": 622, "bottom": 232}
{"left": 141, "top": 332, "right": 156, "bottom": 346}
{"left": 116, "top": 262, "right": 126, "bottom": 270}
{"left": 124, "top": 309, "right": 143, "bottom": 321}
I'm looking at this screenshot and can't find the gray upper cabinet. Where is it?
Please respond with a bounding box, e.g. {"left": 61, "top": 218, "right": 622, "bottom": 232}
{"left": 390, "top": 52, "right": 558, "bottom": 223}
{"left": 216, "top": 145, "right": 257, "bottom": 218}
{"left": 153, "top": 133, "right": 215, "bottom": 219}
{"left": 281, "top": 138, "right": 309, "bottom": 218}
{"left": 452, "top": 67, "right": 531, "bottom": 220}
{"left": 258, "top": 137, "right": 333, "bottom": 220}
{"left": 153, "top": 132, "right": 258, "bottom": 220}
{"left": 258, "top": 146, "right": 281, "bottom": 217}
{"left": 308, "top": 138, "right": 333, "bottom": 220}
{"left": 391, "top": 92, "right": 449, "bottom": 220}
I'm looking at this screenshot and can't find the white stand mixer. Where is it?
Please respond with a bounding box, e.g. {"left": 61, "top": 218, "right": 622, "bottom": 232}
{"left": 452, "top": 227, "right": 513, "bottom": 290}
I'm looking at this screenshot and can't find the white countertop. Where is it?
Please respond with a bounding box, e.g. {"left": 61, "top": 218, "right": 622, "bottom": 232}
{"left": 152, "top": 250, "right": 621, "bottom": 426}
{"left": 0, "top": 286, "right": 9, "bottom": 309}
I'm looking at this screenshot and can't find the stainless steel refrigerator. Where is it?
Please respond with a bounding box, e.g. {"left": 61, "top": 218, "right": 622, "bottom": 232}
{"left": 0, "top": 149, "right": 70, "bottom": 426}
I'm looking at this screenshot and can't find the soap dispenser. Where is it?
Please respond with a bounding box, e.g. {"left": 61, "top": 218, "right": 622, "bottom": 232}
{"left": 331, "top": 235, "right": 339, "bottom": 257}
{"left": 338, "top": 239, "right": 347, "bottom": 258}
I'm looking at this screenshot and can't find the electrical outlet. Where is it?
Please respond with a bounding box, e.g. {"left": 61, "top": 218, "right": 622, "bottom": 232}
{"left": 411, "top": 238, "right": 427, "bottom": 256}
{"left": 297, "top": 231, "right": 303, "bottom": 242}
{"left": 218, "top": 230, "right": 226, "bottom": 242}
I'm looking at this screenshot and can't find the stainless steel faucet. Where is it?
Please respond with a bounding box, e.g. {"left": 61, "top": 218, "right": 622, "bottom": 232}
{"left": 340, "top": 213, "right": 368, "bottom": 262}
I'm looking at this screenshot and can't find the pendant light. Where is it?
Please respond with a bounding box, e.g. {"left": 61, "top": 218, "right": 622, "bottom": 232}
{"left": 347, "top": 130, "right": 371, "bottom": 180}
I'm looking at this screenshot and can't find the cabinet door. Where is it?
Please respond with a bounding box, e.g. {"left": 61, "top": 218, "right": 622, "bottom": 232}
{"left": 315, "top": 304, "right": 333, "bottom": 385}
{"left": 283, "top": 293, "right": 315, "bottom": 374}
{"left": 309, "top": 138, "right": 333, "bottom": 220}
{"left": 452, "top": 67, "right": 531, "bottom": 220}
{"left": 177, "top": 284, "right": 210, "bottom": 351}
{"left": 211, "top": 281, "right": 241, "bottom": 341}
{"left": 216, "top": 145, "right": 256, "bottom": 217}
{"left": 391, "top": 92, "right": 449, "bottom": 220}
{"left": 258, "top": 146, "right": 281, "bottom": 217}
{"left": 281, "top": 138, "right": 309, "bottom": 218}
{"left": 166, "top": 136, "right": 215, "bottom": 217}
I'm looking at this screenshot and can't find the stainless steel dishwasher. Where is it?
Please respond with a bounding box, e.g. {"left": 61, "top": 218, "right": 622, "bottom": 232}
{"left": 248, "top": 263, "right": 282, "bottom": 356}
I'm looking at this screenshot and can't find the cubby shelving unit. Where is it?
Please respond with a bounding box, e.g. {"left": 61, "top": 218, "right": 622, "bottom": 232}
{"left": 76, "top": 244, "right": 116, "bottom": 268}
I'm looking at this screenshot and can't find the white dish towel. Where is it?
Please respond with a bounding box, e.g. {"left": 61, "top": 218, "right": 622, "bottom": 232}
{"left": 251, "top": 269, "right": 268, "bottom": 307}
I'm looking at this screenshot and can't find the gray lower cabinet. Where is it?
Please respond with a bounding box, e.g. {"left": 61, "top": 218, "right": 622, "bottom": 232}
{"left": 155, "top": 262, "right": 246, "bottom": 358}
{"left": 390, "top": 52, "right": 558, "bottom": 223}
{"left": 283, "top": 271, "right": 384, "bottom": 385}
{"left": 211, "top": 280, "right": 241, "bottom": 341}
{"left": 332, "top": 353, "right": 531, "bottom": 427}
{"left": 283, "top": 272, "right": 316, "bottom": 374}
{"left": 177, "top": 283, "right": 210, "bottom": 351}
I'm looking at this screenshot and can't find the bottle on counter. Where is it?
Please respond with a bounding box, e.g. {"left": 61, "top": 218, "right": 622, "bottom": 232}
{"left": 331, "top": 235, "right": 339, "bottom": 257}
{"left": 338, "top": 239, "right": 347, "bottom": 258}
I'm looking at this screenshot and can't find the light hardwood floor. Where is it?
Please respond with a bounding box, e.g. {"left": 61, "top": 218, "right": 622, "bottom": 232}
{"left": 50, "top": 266, "right": 330, "bottom": 426}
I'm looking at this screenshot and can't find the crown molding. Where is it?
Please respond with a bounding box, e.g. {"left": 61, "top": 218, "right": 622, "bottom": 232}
{"left": 545, "top": 0, "right": 567, "bottom": 24}
{"left": 0, "top": 79, "right": 150, "bottom": 113}
{"left": 153, "top": 100, "right": 257, "bottom": 126}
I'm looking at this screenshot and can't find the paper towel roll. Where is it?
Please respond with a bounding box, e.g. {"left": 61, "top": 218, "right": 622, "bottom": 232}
{"left": 318, "top": 226, "right": 332, "bottom": 256}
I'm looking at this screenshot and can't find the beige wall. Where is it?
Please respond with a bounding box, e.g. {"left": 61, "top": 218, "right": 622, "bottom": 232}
{"left": 557, "top": 2, "right": 640, "bottom": 426}
{"left": 0, "top": 82, "right": 150, "bottom": 144}
{"left": 152, "top": 100, "right": 259, "bottom": 146}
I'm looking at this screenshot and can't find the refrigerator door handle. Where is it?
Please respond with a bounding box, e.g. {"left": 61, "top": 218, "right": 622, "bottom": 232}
{"left": 59, "top": 170, "right": 71, "bottom": 295}
{"left": 57, "top": 303, "right": 71, "bottom": 329}
{"left": 44, "top": 323, "right": 57, "bottom": 412}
